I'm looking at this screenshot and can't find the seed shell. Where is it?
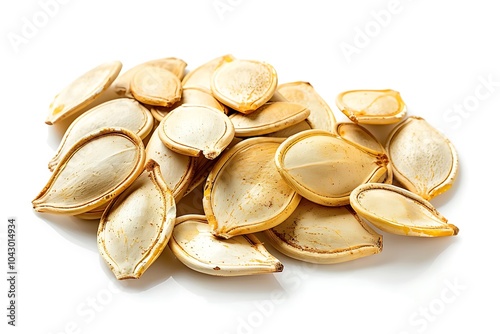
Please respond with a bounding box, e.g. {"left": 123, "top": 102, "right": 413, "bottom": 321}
{"left": 169, "top": 215, "right": 284, "bottom": 276}
{"left": 350, "top": 183, "right": 459, "bottom": 237}
{"left": 46, "top": 60, "right": 122, "bottom": 125}
{"left": 98, "top": 160, "right": 176, "bottom": 279}
{"left": 32, "top": 127, "right": 145, "bottom": 215}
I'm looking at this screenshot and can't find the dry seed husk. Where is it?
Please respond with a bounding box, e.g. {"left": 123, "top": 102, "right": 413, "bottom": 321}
{"left": 264, "top": 199, "right": 382, "bottom": 264}
{"left": 131, "top": 66, "right": 182, "bottom": 107}
{"left": 386, "top": 116, "right": 458, "bottom": 200}
{"left": 46, "top": 61, "right": 122, "bottom": 125}
{"left": 98, "top": 160, "right": 176, "bottom": 279}
{"left": 158, "top": 104, "right": 235, "bottom": 159}
{"left": 336, "top": 89, "right": 407, "bottom": 124}
{"left": 229, "top": 102, "right": 310, "bottom": 137}
{"left": 275, "top": 129, "right": 388, "bottom": 207}
{"left": 335, "top": 122, "right": 393, "bottom": 184}
{"left": 203, "top": 137, "right": 301, "bottom": 239}
{"left": 182, "top": 54, "right": 235, "bottom": 91}
{"left": 112, "top": 57, "right": 187, "bottom": 98}
{"left": 48, "top": 98, "right": 154, "bottom": 171}
{"left": 145, "top": 127, "right": 196, "bottom": 202}
{"left": 169, "top": 215, "right": 283, "bottom": 276}
{"left": 277, "top": 81, "right": 336, "bottom": 133}
{"left": 350, "top": 183, "right": 459, "bottom": 237}
{"left": 32, "top": 128, "right": 145, "bottom": 215}
{"left": 211, "top": 58, "right": 278, "bottom": 114}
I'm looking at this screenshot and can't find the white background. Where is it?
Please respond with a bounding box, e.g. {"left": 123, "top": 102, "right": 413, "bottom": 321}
{"left": 1, "top": 0, "right": 499, "bottom": 333}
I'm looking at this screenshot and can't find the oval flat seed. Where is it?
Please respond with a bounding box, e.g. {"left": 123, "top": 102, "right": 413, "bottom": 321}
{"left": 386, "top": 116, "right": 458, "bottom": 200}
{"left": 211, "top": 58, "right": 277, "bottom": 114}
{"left": 169, "top": 215, "right": 283, "bottom": 276}
{"left": 203, "top": 137, "right": 301, "bottom": 239}
{"left": 229, "top": 102, "right": 310, "bottom": 137}
{"left": 350, "top": 183, "right": 459, "bottom": 237}
{"left": 264, "top": 199, "right": 382, "bottom": 264}
{"left": 275, "top": 129, "right": 388, "bottom": 206}
{"left": 49, "top": 98, "right": 154, "bottom": 171}
{"left": 112, "top": 57, "right": 187, "bottom": 98}
{"left": 145, "top": 126, "right": 196, "bottom": 201}
{"left": 182, "top": 54, "right": 235, "bottom": 91}
{"left": 46, "top": 60, "right": 122, "bottom": 125}
{"left": 158, "top": 104, "right": 235, "bottom": 159}
{"left": 131, "top": 66, "right": 182, "bottom": 107}
{"left": 98, "top": 160, "right": 176, "bottom": 279}
{"left": 277, "top": 81, "right": 336, "bottom": 133}
{"left": 335, "top": 122, "right": 393, "bottom": 184}
{"left": 32, "top": 128, "right": 145, "bottom": 215}
{"left": 336, "top": 89, "right": 407, "bottom": 124}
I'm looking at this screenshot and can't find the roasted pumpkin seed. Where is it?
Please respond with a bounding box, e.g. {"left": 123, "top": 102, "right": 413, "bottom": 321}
{"left": 169, "top": 215, "right": 283, "bottom": 276}
{"left": 131, "top": 65, "right": 182, "bottom": 107}
{"left": 46, "top": 60, "right": 122, "bottom": 125}
{"left": 350, "top": 183, "right": 459, "bottom": 237}
{"left": 336, "top": 89, "right": 407, "bottom": 124}
{"left": 275, "top": 129, "right": 388, "bottom": 206}
{"left": 277, "top": 81, "right": 336, "bottom": 132}
{"left": 48, "top": 98, "right": 153, "bottom": 171}
{"left": 229, "top": 102, "right": 310, "bottom": 137}
{"left": 113, "top": 57, "right": 186, "bottom": 98}
{"left": 386, "top": 116, "right": 458, "bottom": 200}
{"left": 203, "top": 137, "right": 301, "bottom": 239}
{"left": 98, "top": 160, "right": 176, "bottom": 279}
{"left": 211, "top": 58, "right": 278, "bottom": 114}
{"left": 32, "top": 127, "right": 145, "bottom": 215}
{"left": 264, "top": 199, "right": 382, "bottom": 264}
{"left": 158, "top": 104, "right": 235, "bottom": 159}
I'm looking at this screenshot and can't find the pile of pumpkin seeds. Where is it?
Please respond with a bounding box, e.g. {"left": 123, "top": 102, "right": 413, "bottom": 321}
{"left": 33, "top": 55, "right": 459, "bottom": 279}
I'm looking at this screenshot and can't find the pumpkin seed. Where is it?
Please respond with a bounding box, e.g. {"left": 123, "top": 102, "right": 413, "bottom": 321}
{"left": 336, "top": 89, "right": 407, "bottom": 124}
{"left": 130, "top": 65, "right": 182, "bottom": 107}
{"left": 229, "top": 102, "right": 310, "bottom": 137}
{"left": 182, "top": 54, "right": 235, "bottom": 91}
{"left": 113, "top": 57, "right": 186, "bottom": 98}
{"left": 350, "top": 183, "right": 459, "bottom": 237}
{"left": 32, "top": 127, "right": 145, "bottom": 215}
{"left": 211, "top": 58, "right": 278, "bottom": 114}
{"left": 145, "top": 126, "right": 196, "bottom": 201}
{"left": 48, "top": 98, "right": 153, "bottom": 171}
{"left": 277, "top": 81, "right": 336, "bottom": 132}
{"left": 275, "top": 129, "right": 388, "bottom": 206}
{"left": 98, "top": 160, "right": 176, "bottom": 279}
{"left": 46, "top": 60, "right": 122, "bottom": 125}
{"left": 386, "top": 116, "right": 458, "bottom": 200}
{"left": 158, "top": 104, "right": 235, "bottom": 159}
{"left": 264, "top": 199, "right": 382, "bottom": 264}
{"left": 203, "top": 137, "right": 301, "bottom": 239}
{"left": 169, "top": 215, "right": 283, "bottom": 276}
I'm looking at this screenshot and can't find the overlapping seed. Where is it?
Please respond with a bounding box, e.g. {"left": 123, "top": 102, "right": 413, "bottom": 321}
{"left": 34, "top": 55, "right": 460, "bottom": 280}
